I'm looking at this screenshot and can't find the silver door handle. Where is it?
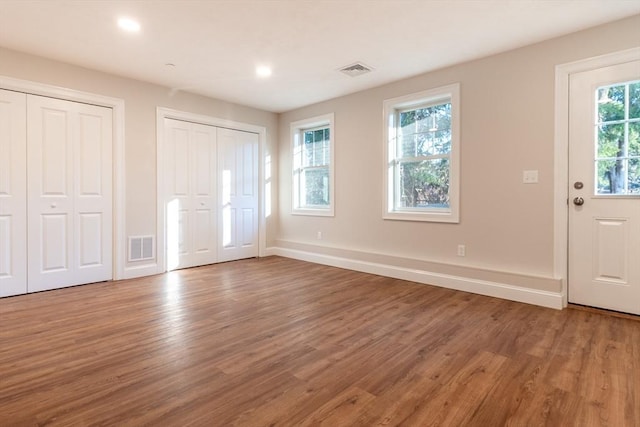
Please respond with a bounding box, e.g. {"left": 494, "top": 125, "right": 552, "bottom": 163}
{"left": 573, "top": 197, "right": 584, "bottom": 206}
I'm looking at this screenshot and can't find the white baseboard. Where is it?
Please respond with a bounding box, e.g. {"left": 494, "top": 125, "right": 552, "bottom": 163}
{"left": 265, "top": 247, "right": 563, "bottom": 310}
{"left": 122, "top": 263, "right": 160, "bottom": 280}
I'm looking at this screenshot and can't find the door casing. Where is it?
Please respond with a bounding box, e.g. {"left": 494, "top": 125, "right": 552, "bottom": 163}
{"left": 554, "top": 47, "right": 640, "bottom": 308}
{"left": 156, "top": 107, "right": 267, "bottom": 275}
{"left": 0, "top": 75, "right": 126, "bottom": 282}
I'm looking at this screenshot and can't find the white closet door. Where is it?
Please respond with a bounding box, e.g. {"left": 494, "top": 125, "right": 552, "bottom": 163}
{"left": 218, "top": 127, "right": 259, "bottom": 262}
{"left": 27, "top": 95, "right": 113, "bottom": 292}
{"left": 164, "top": 118, "right": 217, "bottom": 270}
{"left": 0, "top": 89, "right": 27, "bottom": 297}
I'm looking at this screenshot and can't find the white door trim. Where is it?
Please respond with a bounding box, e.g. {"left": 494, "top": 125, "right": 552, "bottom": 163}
{"left": 553, "top": 47, "right": 640, "bottom": 308}
{"left": 156, "top": 107, "right": 266, "bottom": 274}
{"left": 0, "top": 75, "right": 126, "bottom": 281}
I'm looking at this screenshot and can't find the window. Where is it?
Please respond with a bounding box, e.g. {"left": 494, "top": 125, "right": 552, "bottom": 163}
{"left": 595, "top": 80, "right": 640, "bottom": 195}
{"left": 291, "top": 113, "right": 335, "bottom": 216}
{"left": 383, "top": 84, "right": 460, "bottom": 222}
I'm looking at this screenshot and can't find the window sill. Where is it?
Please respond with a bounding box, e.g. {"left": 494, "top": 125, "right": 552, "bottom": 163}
{"left": 383, "top": 210, "right": 459, "bottom": 223}
{"left": 293, "top": 208, "right": 334, "bottom": 217}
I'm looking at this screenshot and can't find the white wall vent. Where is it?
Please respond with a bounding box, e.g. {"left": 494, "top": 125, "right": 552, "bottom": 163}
{"left": 128, "top": 235, "right": 155, "bottom": 262}
{"left": 339, "top": 62, "right": 374, "bottom": 77}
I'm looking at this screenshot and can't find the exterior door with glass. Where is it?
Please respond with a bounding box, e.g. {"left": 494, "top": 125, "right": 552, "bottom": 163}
{"left": 568, "top": 60, "right": 640, "bottom": 315}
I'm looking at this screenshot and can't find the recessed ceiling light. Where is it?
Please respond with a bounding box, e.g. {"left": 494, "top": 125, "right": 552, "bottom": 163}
{"left": 256, "top": 65, "right": 272, "bottom": 78}
{"left": 118, "top": 17, "right": 141, "bottom": 33}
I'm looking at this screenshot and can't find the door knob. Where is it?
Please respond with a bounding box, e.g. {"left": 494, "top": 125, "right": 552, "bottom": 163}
{"left": 573, "top": 197, "right": 584, "bottom": 206}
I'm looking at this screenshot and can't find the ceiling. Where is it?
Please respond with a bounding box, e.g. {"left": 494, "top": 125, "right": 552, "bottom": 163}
{"left": 0, "top": 1, "right": 638, "bottom": 113}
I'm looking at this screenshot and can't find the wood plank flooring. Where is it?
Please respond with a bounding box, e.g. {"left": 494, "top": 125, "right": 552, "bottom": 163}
{"left": 1, "top": 256, "right": 638, "bottom": 426}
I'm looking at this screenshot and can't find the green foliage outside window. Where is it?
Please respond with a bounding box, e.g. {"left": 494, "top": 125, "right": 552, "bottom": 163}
{"left": 302, "top": 127, "right": 330, "bottom": 206}
{"left": 596, "top": 81, "right": 640, "bottom": 194}
{"left": 397, "top": 103, "right": 451, "bottom": 207}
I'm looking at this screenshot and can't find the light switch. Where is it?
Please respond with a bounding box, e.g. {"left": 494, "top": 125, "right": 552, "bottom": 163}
{"left": 523, "top": 170, "right": 539, "bottom": 184}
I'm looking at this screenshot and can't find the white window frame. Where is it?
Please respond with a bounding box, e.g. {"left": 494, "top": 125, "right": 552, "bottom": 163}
{"left": 383, "top": 83, "right": 460, "bottom": 223}
{"left": 291, "top": 113, "right": 335, "bottom": 216}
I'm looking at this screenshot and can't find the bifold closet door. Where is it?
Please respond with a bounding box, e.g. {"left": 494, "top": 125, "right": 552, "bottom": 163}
{"left": 27, "top": 95, "right": 113, "bottom": 292}
{"left": 217, "top": 127, "right": 259, "bottom": 262}
{"left": 164, "top": 118, "right": 217, "bottom": 270}
{"left": 0, "top": 89, "right": 27, "bottom": 297}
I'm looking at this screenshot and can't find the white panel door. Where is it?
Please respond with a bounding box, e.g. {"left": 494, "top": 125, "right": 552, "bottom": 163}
{"left": 27, "top": 95, "right": 113, "bottom": 292}
{"left": 164, "top": 118, "right": 217, "bottom": 270}
{"left": 0, "top": 89, "right": 27, "bottom": 297}
{"left": 568, "top": 60, "right": 640, "bottom": 315}
{"left": 218, "top": 127, "right": 259, "bottom": 262}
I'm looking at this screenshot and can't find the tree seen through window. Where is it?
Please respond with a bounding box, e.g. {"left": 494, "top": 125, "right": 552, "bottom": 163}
{"left": 396, "top": 102, "right": 451, "bottom": 208}
{"left": 596, "top": 81, "right": 640, "bottom": 195}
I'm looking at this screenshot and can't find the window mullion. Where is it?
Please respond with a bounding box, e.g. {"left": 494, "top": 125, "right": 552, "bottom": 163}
{"left": 624, "top": 84, "right": 629, "bottom": 193}
{"left": 399, "top": 154, "right": 450, "bottom": 162}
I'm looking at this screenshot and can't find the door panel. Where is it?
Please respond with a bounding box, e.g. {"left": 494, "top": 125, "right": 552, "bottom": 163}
{"left": 164, "top": 122, "right": 191, "bottom": 270}
{"left": 194, "top": 128, "right": 213, "bottom": 196}
{"left": 31, "top": 105, "right": 73, "bottom": 280}
{"left": 592, "top": 218, "right": 627, "bottom": 283}
{"left": 242, "top": 142, "right": 255, "bottom": 196}
{"left": 568, "top": 60, "right": 640, "bottom": 314}
{"left": 163, "top": 120, "right": 258, "bottom": 269}
{"left": 78, "top": 112, "right": 104, "bottom": 195}
{"left": 171, "top": 126, "right": 190, "bottom": 196}
{"left": 164, "top": 119, "right": 217, "bottom": 270}
{"left": 178, "top": 208, "right": 189, "bottom": 255}
{"left": 41, "top": 214, "right": 68, "bottom": 271}
{"left": 195, "top": 209, "right": 212, "bottom": 252}
{"left": 0, "top": 90, "right": 27, "bottom": 297}
{"left": 79, "top": 212, "right": 103, "bottom": 266}
{"left": 41, "top": 108, "right": 68, "bottom": 195}
{"left": 74, "top": 104, "right": 112, "bottom": 284}
{"left": 241, "top": 208, "right": 254, "bottom": 246}
{"left": 27, "top": 95, "right": 113, "bottom": 292}
{"left": 218, "top": 128, "right": 259, "bottom": 262}
{"left": 0, "top": 217, "right": 12, "bottom": 277}
{"left": 192, "top": 126, "right": 216, "bottom": 263}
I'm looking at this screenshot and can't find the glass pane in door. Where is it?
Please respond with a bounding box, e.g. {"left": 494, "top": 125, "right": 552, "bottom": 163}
{"left": 595, "top": 80, "right": 640, "bottom": 195}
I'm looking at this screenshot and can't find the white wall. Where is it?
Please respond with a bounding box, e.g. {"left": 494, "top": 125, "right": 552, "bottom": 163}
{"left": 1, "top": 14, "right": 638, "bottom": 306}
{"left": 0, "top": 46, "right": 279, "bottom": 274}
{"left": 274, "top": 15, "right": 640, "bottom": 302}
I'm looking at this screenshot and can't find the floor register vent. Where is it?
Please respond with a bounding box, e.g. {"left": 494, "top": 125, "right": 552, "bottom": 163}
{"left": 128, "top": 235, "right": 155, "bottom": 262}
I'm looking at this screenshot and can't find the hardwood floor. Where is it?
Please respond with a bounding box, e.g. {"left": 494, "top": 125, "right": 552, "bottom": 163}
{"left": 1, "top": 256, "right": 638, "bottom": 426}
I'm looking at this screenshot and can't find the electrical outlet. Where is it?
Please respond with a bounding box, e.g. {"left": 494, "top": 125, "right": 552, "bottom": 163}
{"left": 457, "top": 244, "right": 466, "bottom": 257}
{"left": 316, "top": 231, "right": 322, "bottom": 240}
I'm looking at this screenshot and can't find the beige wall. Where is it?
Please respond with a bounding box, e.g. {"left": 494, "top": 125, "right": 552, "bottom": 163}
{"left": 276, "top": 15, "right": 640, "bottom": 292}
{"left": 1, "top": 14, "right": 638, "bottom": 293}
{"left": 0, "top": 46, "right": 279, "bottom": 271}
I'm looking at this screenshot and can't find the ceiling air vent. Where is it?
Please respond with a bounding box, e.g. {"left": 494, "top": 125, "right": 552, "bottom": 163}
{"left": 339, "top": 62, "right": 373, "bottom": 77}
